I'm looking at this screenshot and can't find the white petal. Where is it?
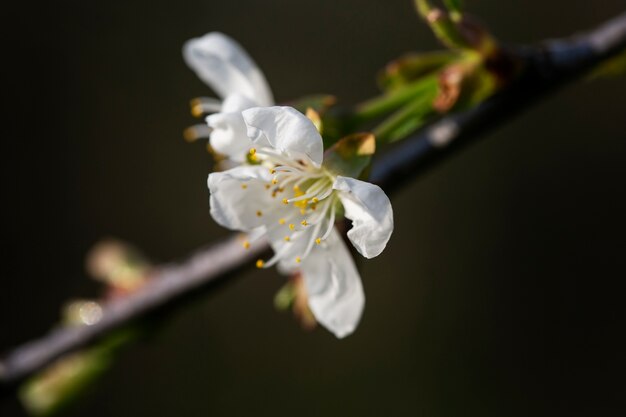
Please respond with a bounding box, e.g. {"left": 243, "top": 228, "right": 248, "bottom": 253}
{"left": 333, "top": 176, "right": 394, "bottom": 259}
{"left": 208, "top": 165, "right": 277, "bottom": 231}
{"left": 183, "top": 32, "right": 274, "bottom": 106}
{"left": 221, "top": 93, "right": 257, "bottom": 113}
{"left": 206, "top": 111, "right": 253, "bottom": 162}
{"left": 267, "top": 218, "right": 328, "bottom": 271}
{"left": 300, "top": 228, "right": 365, "bottom": 338}
{"left": 242, "top": 106, "right": 324, "bottom": 167}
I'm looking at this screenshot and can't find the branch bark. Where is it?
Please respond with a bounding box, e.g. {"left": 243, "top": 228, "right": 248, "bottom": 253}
{"left": 1, "top": 10, "right": 625, "bottom": 395}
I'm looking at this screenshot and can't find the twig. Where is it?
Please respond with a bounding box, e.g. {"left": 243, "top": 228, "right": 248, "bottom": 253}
{"left": 1, "top": 11, "right": 625, "bottom": 395}
{"left": 371, "top": 11, "right": 626, "bottom": 191}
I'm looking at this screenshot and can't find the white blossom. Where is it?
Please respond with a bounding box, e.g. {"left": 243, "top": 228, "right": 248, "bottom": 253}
{"left": 183, "top": 32, "right": 274, "bottom": 161}
{"left": 208, "top": 107, "right": 393, "bottom": 337}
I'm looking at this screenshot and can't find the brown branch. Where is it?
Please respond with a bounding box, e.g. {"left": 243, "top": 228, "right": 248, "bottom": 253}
{"left": 1, "top": 10, "right": 625, "bottom": 395}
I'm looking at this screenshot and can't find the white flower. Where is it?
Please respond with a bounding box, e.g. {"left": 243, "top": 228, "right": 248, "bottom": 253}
{"left": 208, "top": 106, "right": 394, "bottom": 338}
{"left": 183, "top": 32, "right": 274, "bottom": 161}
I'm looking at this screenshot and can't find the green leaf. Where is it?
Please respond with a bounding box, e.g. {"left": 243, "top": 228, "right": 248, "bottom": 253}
{"left": 19, "top": 330, "right": 136, "bottom": 416}
{"left": 355, "top": 74, "right": 440, "bottom": 123}
{"left": 588, "top": 50, "right": 626, "bottom": 79}
{"left": 323, "top": 133, "right": 376, "bottom": 178}
{"left": 379, "top": 51, "right": 459, "bottom": 91}
{"left": 373, "top": 80, "right": 439, "bottom": 143}
{"left": 443, "top": 0, "right": 463, "bottom": 14}
{"left": 273, "top": 281, "right": 296, "bottom": 311}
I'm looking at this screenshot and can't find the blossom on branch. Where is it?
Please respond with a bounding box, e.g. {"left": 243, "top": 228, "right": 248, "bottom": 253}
{"left": 208, "top": 106, "right": 394, "bottom": 337}
{"left": 184, "top": 32, "right": 274, "bottom": 161}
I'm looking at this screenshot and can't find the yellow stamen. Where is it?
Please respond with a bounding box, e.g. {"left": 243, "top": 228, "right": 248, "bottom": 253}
{"left": 289, "top": 224, "right": 295, "bottom": 231}
{"left": 269, "top": 168, "right": 276, "bottom": 174}
{"left": 300, "top": 208, "right": 306, "bottom": 215}
{"left": 256, "top": 210, "right": 263, "bottom": 217}
{"left": 312, "top": 198, "right": 319, "bottom": 203}
{"left": 300, "top": 220, "right": 308, "bottom": 226}
{"left": 284, "top": 236, "right": 290, "bottom": 242}
{"left": 272, "top": 177, "right": 278, "bottom": 185}
{"left": 293, "top": 185, "right": 301, "bottom": 192}
{"left": 243, "top": 240, "right": 251, "bottom": 249}
{"left": 241, "top": 184, "right": 248, "bottom": 189}
{"left": 249, "top": 148, "right": 256, "bottom": 156}
{"left": 315, "top": 238, "right": 321, "bottom": 245}
{"left": 256, "top": 259, "right": 264, "bottom": 268}
{"left": 265, "top": 184, "right": 271, "bottom": 190}
{"left": 278, "top": 218, "right": 286, "bottom": 225}
{"left": 282, "top": 198, "right": 289, "bottom": 205}
{"left": 294, "top": 199, "right": 308, "bottom": 209}
{"left": 295, "top": 257, "right": 301, "bottom": 263}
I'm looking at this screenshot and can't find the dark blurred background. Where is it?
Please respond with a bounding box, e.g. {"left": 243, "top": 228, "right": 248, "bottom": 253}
{"left": 2, "top": 0, "right": 626, "bottom": 416}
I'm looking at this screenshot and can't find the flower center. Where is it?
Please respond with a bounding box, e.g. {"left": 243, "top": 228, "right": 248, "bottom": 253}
{"left": 244, "top": 147, "right": 338, "bottom": 269}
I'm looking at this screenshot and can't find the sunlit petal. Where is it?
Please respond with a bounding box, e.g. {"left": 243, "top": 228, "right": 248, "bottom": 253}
{"left": 242, "top": 106, "right": 324, "bottom": 167}
{"left": 334, "top": 176, "right": 393, "bottom": 258}
{"left": 183, "top": 32, "right": 273, "bottom": 106}
{"left": 300, "top": 228, "right": 365, "bottom": 338}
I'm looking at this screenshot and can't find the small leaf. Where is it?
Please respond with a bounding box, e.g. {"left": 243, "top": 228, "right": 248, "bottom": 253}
{"left": 274, "top": 281, "right": 296, "bottom": 311}
{"left": 373, "top": 81, "right": 439, "bottom": 143}
{"left": 443, "top": 0, "right": 463, "bottom": 14}
{"left": 19, "top": 330, "right": 135, "bottom": 417}
{"left": 434, "top": 62, "right": 496, "bottom": 113}
{"left": 323, "top": 133, "right": 376, "bottom": 178}
{"left": 379, "top": 51, "right": 459, "bottom": 91}
{"left": 588, "top": 50, "right": 626, "bottom": 79}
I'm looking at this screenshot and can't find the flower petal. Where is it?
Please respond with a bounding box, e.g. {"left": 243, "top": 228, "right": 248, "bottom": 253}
{"left": 242, "top": 106, "right": 324, "bottom": 167}
{"left": 221, "top": 93, "right": 257, "bottom": 113}
{"left": 333, "top": 176, "right": 394, "bottom": 259}
{"left": 300, "top": 228, "right": 365, "bottom": 338}
{"left": 206, "top": 111, "right": 253, "bottom": 162}
{"left": 267, "top": 217, "right": 329, "bottom": 271}
{"left": 183, "top": 32, "right": 274, "bottom": 106}
{"left": 208, "top": 165, "right": 278, "bottom": 231}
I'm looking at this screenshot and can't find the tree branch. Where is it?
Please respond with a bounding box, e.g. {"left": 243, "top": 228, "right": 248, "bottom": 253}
{"left": 1, "top": 11, "right": 625, "bottom": 395}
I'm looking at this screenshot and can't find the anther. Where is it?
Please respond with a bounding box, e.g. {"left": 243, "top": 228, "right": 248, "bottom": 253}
{"left": 265, "top": 184, "right": 271, "bottom": 190}
{"left": 241, "top": 184, "right": 248, "bottom": 189}
{"left": 256, "top": 259, "right": 265, "bottom": 268}
{"left": 272, "top": 178, "right": 278, "bottom": 185}
{"left": 282, "top": 198, "right": 289, "bottom": 205}
{"left": 311, "top": 198, "right": 319, "bottom": 203}
{"left": 301, "top": 220, "right": 308, "bottom": 226}
{"left": 289, "top": 224, "right": 295, "bottom": 231}
{"left": 300, "top": 208, "right": 306, "bottom": 215}
{"left": 269, "top": 168, "right": 276, "bottom": 174}
{"left": 284, "top": 236, "right": 290, "bottom": 242}
{"left": 278, "top": 218, "right": 286, "bottom": 225}
{"left": 296, "top": 257, "right": 301, "bottom": 263}
{"left": 256, "top": 210, "right": 263, "bottom": 217}
{"left": 243, "top": 241, "right": 251, "bottom": 249}
{"left": 315, "top": 238, "right": 321, "bottom": 245}
{"left": 249, "top": 148, "right": 256, "bottom": 155}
